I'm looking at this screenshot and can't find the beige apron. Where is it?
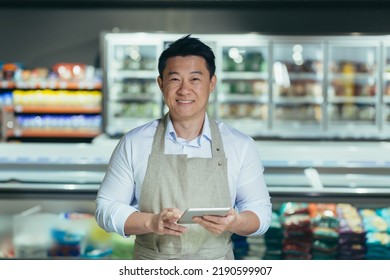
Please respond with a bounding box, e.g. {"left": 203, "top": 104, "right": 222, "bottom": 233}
{"left": 133, "top": 114, "right": 234, "bottom": 260}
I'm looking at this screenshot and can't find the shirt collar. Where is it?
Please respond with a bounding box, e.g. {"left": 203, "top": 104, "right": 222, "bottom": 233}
{"left": 165, "top": 114, "right": 212, "bottom": 147}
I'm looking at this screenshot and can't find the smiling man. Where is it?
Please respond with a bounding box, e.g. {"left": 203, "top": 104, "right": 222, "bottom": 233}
{"left": 158, "top": 55, "right": 215, "bottom": 139}
{"left": 95, "top": 35, "right": 272, "bottom": 260}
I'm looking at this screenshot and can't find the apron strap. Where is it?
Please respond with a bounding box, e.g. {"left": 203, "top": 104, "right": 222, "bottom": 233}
{"left": 209, "top": 118, "right": 225, "bottom": 158}
{"left": 151, "top": 114, "right": 168, "bottom": 154}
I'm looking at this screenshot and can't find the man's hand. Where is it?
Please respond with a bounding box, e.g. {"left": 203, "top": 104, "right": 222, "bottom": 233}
{"left": 192, "top": 208, "right": 238, "bottom": 234}
{"left": 192, "top": 209, "right": 260, "bottom": 236}
{"left": 151, "top": 208, "right": 188, "bottom": 236}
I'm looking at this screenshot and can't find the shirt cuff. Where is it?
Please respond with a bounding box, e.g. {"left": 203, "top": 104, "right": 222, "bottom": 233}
{"left": 113, "top": 205, "right": 139, "bottom": 237}
{"left": 239, "top": 204, "right": 272, "bottom": 236}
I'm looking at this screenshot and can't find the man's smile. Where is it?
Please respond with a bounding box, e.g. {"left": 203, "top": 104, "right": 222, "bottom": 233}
{"left": 176, "top": 100, "right": 195, "bottom": 104}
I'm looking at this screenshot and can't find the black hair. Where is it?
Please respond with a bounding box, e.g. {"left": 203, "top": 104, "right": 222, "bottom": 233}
{"left": 158, "top": 34, "right": 216, "bottom": 78}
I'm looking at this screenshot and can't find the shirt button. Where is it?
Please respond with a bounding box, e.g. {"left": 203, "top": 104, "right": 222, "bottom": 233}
{"left": 218, "top": 162, "right": 222, "bottom": 166}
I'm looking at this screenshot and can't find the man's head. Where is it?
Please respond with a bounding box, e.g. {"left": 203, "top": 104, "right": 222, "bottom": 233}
{"left": 156, "top": 35, "right": 217, "bottom": 124}
{"left": 158, "top": 34, "right": 216, "bottom": 79}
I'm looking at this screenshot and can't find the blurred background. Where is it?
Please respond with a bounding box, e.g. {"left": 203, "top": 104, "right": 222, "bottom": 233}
{"left": 1, "top": 0, "right": 390, "bottom": 260}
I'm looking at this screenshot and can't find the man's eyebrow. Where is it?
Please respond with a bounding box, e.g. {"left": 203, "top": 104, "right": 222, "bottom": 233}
{"left": 190, "top": 71, "right": 204, "bottom": 75}
{"left": 167, "top": 71, "right": 204, "bottom": 75}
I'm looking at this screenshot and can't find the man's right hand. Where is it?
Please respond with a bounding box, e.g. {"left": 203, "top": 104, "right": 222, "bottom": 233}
{"left": 151, "top": 208, "right": 188, "bottom": 236}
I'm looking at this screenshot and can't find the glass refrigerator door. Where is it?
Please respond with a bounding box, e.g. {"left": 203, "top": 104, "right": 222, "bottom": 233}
{"left": 327, "top": 42, "right": 379, "bottom": 137}
{"left": 217, "top": 42, "right": 269, "bottom": 137}
{"left": 104, "top": 34, "right": 163, "bottom": 137}
{"left": 384, "top": 45, "right": 390, "bottom": 134}
{"left": 272, "top": 42, "right": 323, "bottom": 137}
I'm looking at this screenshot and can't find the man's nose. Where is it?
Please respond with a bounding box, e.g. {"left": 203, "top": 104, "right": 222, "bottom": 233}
{"left": 177, "top": 80, "right": 191, "bottom": 94}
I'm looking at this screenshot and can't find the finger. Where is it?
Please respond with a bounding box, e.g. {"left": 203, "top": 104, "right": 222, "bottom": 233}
{"left": 203, "top": 215, "right": 224, "bottom": 223}
{"left": 163, "top": 227, "right": 184, "bottom": 236}
{"left": 162, "top": 209, "right": 182, "bottom": 222}
{"left": 163, "top": 223, "right": 187, "bottom": 235}
{"left": 193, "top": 217, "right": 224, "bottom": 234}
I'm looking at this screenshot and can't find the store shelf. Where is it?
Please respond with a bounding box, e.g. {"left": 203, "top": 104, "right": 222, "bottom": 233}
{"left": 12, "top": 105, "right": 101, "bottom": 114}
{"left": 111, "top": 70, "right": 157, "bottom": 80}
{"left": 328, "top": 96, "right": 376, "bottom": 104}
{"left": 1, "top": 82, "right": 103, "bottom": 142}
{"left": 274, "top": 96, "right": 323, "bottom": 104}
{"left": 6, "top": 128, "right": 101, "bottom": 138}
{"left": 218, "top": 94, "right": 268, "bottom": 103}
{"left": 288, "top": 73, "right": 323, "bottom": 81}
{"left": 221, "top": 72, "right": 268, "bottom": 80}
{"left": 112, "top": 95, "right": 159, "bottom": 103}
{"left": 0, "top": 80, "right": 102, "bottom": 90}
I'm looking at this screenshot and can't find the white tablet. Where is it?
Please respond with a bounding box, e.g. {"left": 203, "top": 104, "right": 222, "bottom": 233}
{"left": 177, "top": 207, "right": 230, "bottom": 224}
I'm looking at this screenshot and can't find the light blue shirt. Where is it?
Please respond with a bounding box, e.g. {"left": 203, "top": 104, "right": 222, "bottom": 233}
{"left": 95, "top": 114, "right": 272, "bottom": 237}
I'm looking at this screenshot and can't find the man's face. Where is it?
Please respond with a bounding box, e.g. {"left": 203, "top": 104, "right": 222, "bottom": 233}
{"left": 157, "top": 55, "right": 216, "bottom": 122}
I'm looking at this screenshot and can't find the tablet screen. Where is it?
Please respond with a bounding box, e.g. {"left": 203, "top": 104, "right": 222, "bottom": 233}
{"left": 177, "top": 207, "right": 230, "bottom": 224}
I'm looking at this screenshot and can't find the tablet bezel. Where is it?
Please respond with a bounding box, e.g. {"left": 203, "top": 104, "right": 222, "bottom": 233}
{"left": 177, "top": 207, "right": 230, "bottom": 224}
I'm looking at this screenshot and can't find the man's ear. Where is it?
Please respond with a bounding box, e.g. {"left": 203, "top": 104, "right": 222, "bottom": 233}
{"left": 157, "top": 76, "right": 163, "bottom": 91}
{"left": 210, "top": 75, "right": 217, "bottom": 92}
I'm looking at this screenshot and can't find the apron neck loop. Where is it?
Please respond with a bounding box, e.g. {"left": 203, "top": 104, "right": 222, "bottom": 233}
{"left": 209, "top": 118, "right": 225, "bottom": 158}
{"left": 152, "top": 113, "right": 226, "bottom": 157}
{"left": 151, "top": 113, "right": 168, "bottom": 154}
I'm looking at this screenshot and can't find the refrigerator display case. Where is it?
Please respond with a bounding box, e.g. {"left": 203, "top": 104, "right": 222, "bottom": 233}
{"left": 1, "top": 139, "right": 390, "bottom": 207}
{"left": 384, "top": 45, "right": 390, "bottom": 132}
{"left": 216, "top": 35, "right": 270, "bottom": 136}
{"left": 258, "top": 140, "right": 390, "bottom": 207}
{"left": 327, "top": 40, "right": 379, "bottom": 137}
{"left": 101, "top": 33, "right": 164, "bottom": 137}
{"left": 101, "top": 32, "right": 390, "bottom": 140}
{"left": 0, "top": 142, "right": 114, "bottom": 259}
{"left": 1, "top": 139, "right": 390, "bottom": 259}
{"left": 101, "top": 33, "right": 221, "bottom": 137}
{"left": 271, "top": 40, "right": 323, "bottom": 137}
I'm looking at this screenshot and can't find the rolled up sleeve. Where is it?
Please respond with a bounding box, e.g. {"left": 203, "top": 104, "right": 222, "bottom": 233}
{"left": 95, "top": 136, "right": 138, "bottom": 237}
{"left": 234, "top": 139, "right": 272, "bottom": 236}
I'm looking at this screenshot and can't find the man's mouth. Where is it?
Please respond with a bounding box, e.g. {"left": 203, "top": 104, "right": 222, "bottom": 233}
{"left": 176, "top": 100, "right": 194, "bottom": 104}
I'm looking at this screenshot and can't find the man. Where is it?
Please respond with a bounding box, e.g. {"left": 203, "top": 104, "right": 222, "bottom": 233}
{"left": 95, "top": 35, "right": 272, "bottom": 259}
